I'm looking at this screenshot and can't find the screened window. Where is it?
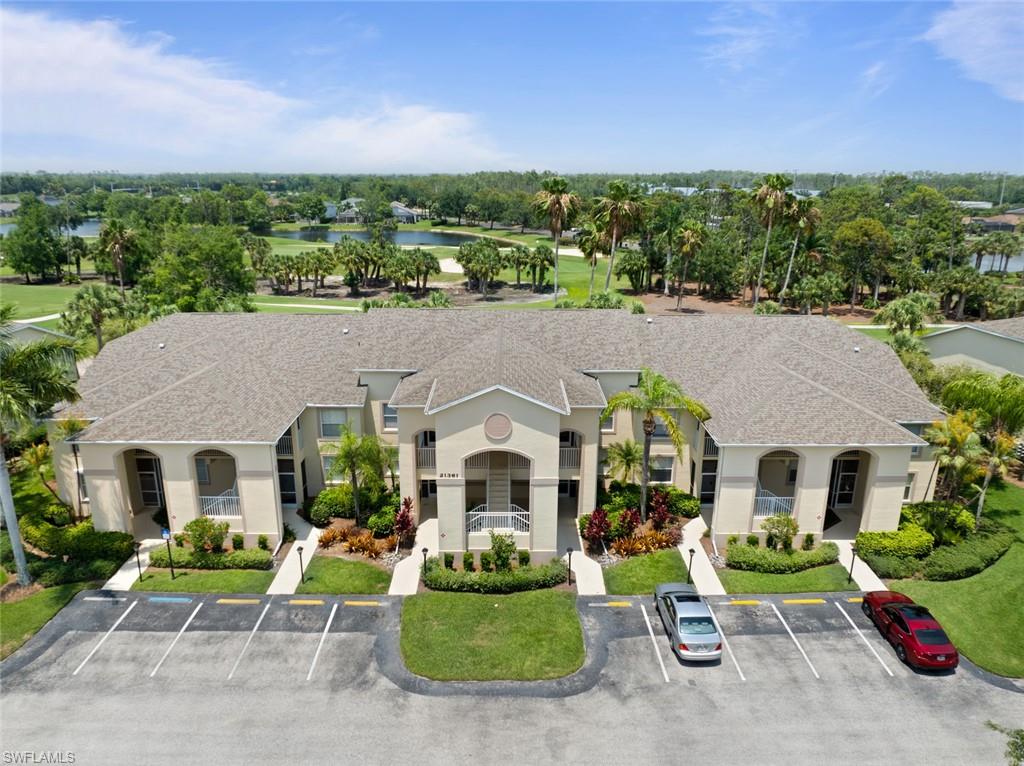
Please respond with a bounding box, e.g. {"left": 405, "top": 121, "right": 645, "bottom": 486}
{"left": 652, "top": 417, "right": 670, "bottom": 438}
{"left": 382, "top": 404, "right": 398, "bottom": 431}
{"left": 194, "top": 457, "right": 210, "bottom": 484}
{"left": 904, "top": 423, "right": 925, "bottom": 456}
{"left": 319, "top": 408, "right": 347, "bottom": 438}
{"left": 903, "top": 473, "right": 915, "bottom": 502}
{"left": 700, "top": 459, "right": 718, "bottom": 504}
{"left": 321, "top": 455, "right": 337, "bottom": 482}
{"left": 600, "top": 413, "right": 615, "bottom": 433}
{"left": 76, "top": 469, "right": 89, "bottom": 502}
{"left": 650, "top": 456, "right": 673, "bottom": 484}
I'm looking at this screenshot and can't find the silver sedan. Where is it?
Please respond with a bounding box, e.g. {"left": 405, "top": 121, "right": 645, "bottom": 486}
{"left": 654, "top": 583, "right": 723, "bottom": 662}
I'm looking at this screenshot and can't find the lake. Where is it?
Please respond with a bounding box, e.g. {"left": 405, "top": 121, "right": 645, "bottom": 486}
{"left": 0, "top": 218, "right": 102, "bottom": 237}
{"left": 271, "top": 228, "right": 481, "bottom": 247}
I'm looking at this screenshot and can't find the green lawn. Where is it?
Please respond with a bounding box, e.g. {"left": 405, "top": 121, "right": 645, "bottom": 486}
{"left": 0, "top": 283, "right": 81, "bottom": 319}
{"left": 131, "top": 568, "right": 275, "bottom": 593}
{"left": 853, "top": 326, "right": 940, "bottom": 344}
{"left": 717, "top": 564, "right": 855, "bottom": 594}
{"left": 603, "top": 548, "right": 688, "bottom": 595}
{"left": 891, "top": 483, "right": 1024, "bottom": 677}
{"left": 0, "top": 581, "right": 95, "bottom": 659}
{"left": 400, "top": 590, "right": 585, "bottom": 681}
{"left": 295, "top": 556, "right": 391, "bottom": 594}
{"left": 249, "top": 294, "right": 359, "bottom": 308}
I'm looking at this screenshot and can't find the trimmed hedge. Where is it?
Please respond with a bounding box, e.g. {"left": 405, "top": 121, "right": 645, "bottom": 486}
{"left": 19, "top": 512, "right": 134, "bottom": 564}
{"left": 422, "top": 558, "right": 568, "bottom": 594}
{"left": 2, "top": 530, "right": 121, "bottom": 586}
{"left": 308, "top": 483, "right": 398, "bottom": 527}
{"left": 921, "top": 526, "right": 1015, "bottom": 581}
{"left": 855, "top": 523, "right": 934, "bottom": 559}
{"left": 148, "top": 546, "right": 273, "bottom": 570}
{"left": 725, "top": 542, "right": 839, "bottom": 574}
{"left": 655, "top": 486, "right": 700, "bottom": 518}
{"left": 860, "top": 552, "right": 920, "bottom": 580}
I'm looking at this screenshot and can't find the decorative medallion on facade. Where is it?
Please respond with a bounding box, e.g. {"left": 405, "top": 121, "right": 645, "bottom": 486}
{"left": 484, "top": 413, "right": 512, "bottom": 441}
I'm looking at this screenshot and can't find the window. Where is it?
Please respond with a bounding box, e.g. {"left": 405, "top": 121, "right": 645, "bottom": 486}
{"left": 277, "top": 458, "right": 296, "bottom": 505}
{"left": 558, "top": 479, "right": 577, "bottom": 497}
{"left": 418, "top": 430, "right": 436, "bottom": 448}
{"left": 319, "top": 408, "right": 346, "bottom": 438}
{"left": 652, "top": 417, "right": 670, "bottom": 438}
{"left": 598, "top": 449, "right": 609, "bottom": 478}
{"left": 420, "top": 479, "right": 437, "bottom": 498}
{"left": 600, "top": 412, "right": 615, "bottom": 433}
{"left": 786, "top": 460, "right": 798, "bottom": 485}
{"left": 194, "top": 457, "right": 210, "bottom": 485}
{"left": 382, "top": 404, "right": 398, "bottom": 431}
{"left": 650, "top": 456, "right": 673, "bottom": 483}
{"left": 903, "top": 473, "right": 915, "bottom": 502}
{"left": 904, "top": 423, "right": 925, "bottom": 457}
{"left": 559, "top": 430, "right": 579, "bottom": 447}
{"left": 321, "top": 455, "right": 337, "bottom": 482}
{"left": 76, "top": 469, "right": 89, "bottom": 502}
{"left": 700, "top": 459, "right": 718, "bottom": 504}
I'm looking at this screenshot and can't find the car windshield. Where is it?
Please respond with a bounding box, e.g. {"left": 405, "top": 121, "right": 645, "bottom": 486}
{"left": 915, "top": 628, "right": 950, "bottom": 646}
{"left": 679, "top": 617, "right": 716, "bottom": 635}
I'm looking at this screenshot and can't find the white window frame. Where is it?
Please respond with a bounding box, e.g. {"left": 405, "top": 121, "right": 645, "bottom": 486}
{"left": 382, "top": 404, "right": 398, "bottom": 431}
{"left": 319, "top": 408, "right": 347, "bottom": 439}
{"left": 195, "top": 457, "right": 210, "bottom": 485}
{"left": 904, "top": 423, "right": 925, "bottom": 457}
{"left": 321, "top": 455, "right": 338, "bottom": 483}
{"left": 76, "top": 467, "right": 89, "bottom": 502}
{"left": 600, "top": 412, "right": 615, "bottom": 433}
{"left": 652, "top": 415, "right": 673, "bottom": 439}
{"left": 650, "top": 455, "right": 674, "bottom": 484}
{"left": 903, "top": 472, "right": 916, "bottom": 502}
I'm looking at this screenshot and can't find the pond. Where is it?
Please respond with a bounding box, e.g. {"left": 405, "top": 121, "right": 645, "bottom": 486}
{"left": 271, "top": 228, "right": 482, "bottom": 247}
{"left": 0, "top": 218, "right": 102, "bottom": 238}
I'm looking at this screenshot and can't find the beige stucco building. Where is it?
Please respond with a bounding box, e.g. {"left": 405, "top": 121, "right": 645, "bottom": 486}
{"left": 50, "top": 310, "right": 943, "bottom": 557}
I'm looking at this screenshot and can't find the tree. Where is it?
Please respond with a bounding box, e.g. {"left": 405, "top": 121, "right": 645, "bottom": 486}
{"left": 606, "top": 439, "right": 643, "bottom": 484}
{"left": 240, "top": 233, "right": 272, "bottom": 277}
{"left": 508, "top": 244, "right": 531, "bottom": 290}
{"left": 527, "top": 244, "right": 554, "bottom": 292}
{"left": 942, "top": 372, "right": 1024, "bottom": 438}
{"left": 2, "top": 196, "right": 59, "bottom": 282}
{"left": 472, "top": 188, "right": 506, "bottom": 229}
{"left": 573, "top": 219, "right": 606, "bottom": 301}
{"left": 533, "top": 177, "right": 580, "bottom": 299}
{"left": 321, "top": 424, "right": 380, "bottom": 524}
{"left": 99, "top": 218, "right": 137, "bottom": 299}
{"left": 455, "top": 238, "right": 506, "bottom": 298}
{"left": 672, "top": 222, "right": 706, "bottom": 307}
{"left": 295, "top": 193, "right": 326, "bottom": 225}
{"left": 832, "top": 217, "right": 893, "bottom": 307}
{"left": 601, "top": 368, "right": 710, "bottom": 520}
{"left": 595, "top": 180, "right": 644, "bottom": 292}
{"left": 926, "top": 412, "right": 985, "bottom": 501}
{"left": 0, "top": 304, "right": 80, "bottom": 585}
{"left": 751, "top": 174, "right": 793, "bottom": 306}
{"left": 872, "top": 292, "right": 941, "bottom": 334}
{"left": 437, "top": 185, "right": 472, "bottom": 224}
{"left": 19, "top": 443, "right": 64, "bottom": 505}
{"left": 972, "top": 431, "right": 1016, "bottom": 527}
{"left": 778, "top": 198, "right": 821, "bottom": 300}
{"left": 60, "top": 283, "right": 123, "bottom": 351}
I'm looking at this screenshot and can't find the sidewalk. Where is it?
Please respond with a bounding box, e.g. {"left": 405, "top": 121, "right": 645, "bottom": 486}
{"left": 388, "top": 518, "right": 438, "bottom": 595}
{"left": 102, "top": 539, "right": 163, "bottom": 590}
{"left": 679, "top": 517, "right": 726, "bottom": 596}
{"left": 266, "top": 507, "right": 319, "bottom": 594}
{"left": 556, "top": 513, "right": 605, "bottom": 595}
{"left": 833, "top": 539, "right": 886, "bottom": 592}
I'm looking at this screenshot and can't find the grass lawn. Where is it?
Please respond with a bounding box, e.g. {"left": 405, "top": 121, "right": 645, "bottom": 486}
{"left": 0, "top": 581, "right": 95, "bottom": 659}
{"left": 295, "top": 556, "right": 391, "bottom": 594}
{"left": 0, "top": 283, "right": 81, "bottom": 319}
{"left": 891, "top": 483, "right": 1024, "bottom": 677}
{"left": 853, "top": 326, "right": 940, "bottom": 344}
{"left": 401, "top": 590, "right": 585, "bottom": 681}
{"left": 249, "top": 294, "right": 359, "bottom": 308}
{"left": 131, "top": 568, "right": 275, "bottom": 593}
{"left": 603, "top": 548, "right": 688, "bottom": 595}
{"left": 718, "top": 564, "right": 855, "bottom": 594}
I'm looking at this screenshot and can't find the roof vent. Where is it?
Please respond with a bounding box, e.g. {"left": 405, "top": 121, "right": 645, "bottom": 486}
{"left": 158, "top": 342, "right": 166, "bottom": 350}
{"left": 853, "top": 346, "right": 860, "bottom": 353}
{"left": 343, "top": 328, "right": 349, "bottom": 335}
{"left": 646, "top": 317, "right": 653, "bottom": 324}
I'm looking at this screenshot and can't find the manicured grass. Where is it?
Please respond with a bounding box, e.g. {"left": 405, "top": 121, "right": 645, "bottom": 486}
{"left": 603, "top": 548, "right": 688, "bottom": 595}
{"left": 249, "top": 294, "right": 359, "bottom": 308}
{"left": 401, "top": 590, "right": 585, "bottom": 681}
{"left": 295, "top": 556, "right": 391, "bottom": 594}
{"left": 131, "top": 568, "right": 275, "bottom": 593}
{"left": 0, "top": 581, "right": 95, "bottom": 659}
{"left": 853, "top": 326, "right": 940, "bottom": 344}
{"left": 717, "top": 564, "right": 855, "bottom": 594}
{"left": 891, "top": 483, "right": 1024, "bottom": 677}
{"left": 0, "top": 283, "right": 80, "bottom": 319}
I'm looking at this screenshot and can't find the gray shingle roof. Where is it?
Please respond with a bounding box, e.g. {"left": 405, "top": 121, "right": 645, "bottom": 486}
{"left": 976, "top": 317, "right": 1024, "bottom": 342}
{"left": 66, "top": 310, "right": 943, "bottom": 446}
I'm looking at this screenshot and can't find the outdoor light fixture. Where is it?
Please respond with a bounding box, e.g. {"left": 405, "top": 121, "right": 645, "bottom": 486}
{"left": 566, "top": 546, "right": 573, "bottom": 586}
{"left": 133, "top": 541, "right": 144, "bottom": 584}
{"left": 848, "top": 543, "right": 858, "bottom": 585}
{"left": 421, "top": 546, "right": 429, "bottom": 576}
{"left": 296, "top": 545, "right": 305, "bottom": 585}
{"left": 687, "top": 547, "right": 695, "bottom": 584}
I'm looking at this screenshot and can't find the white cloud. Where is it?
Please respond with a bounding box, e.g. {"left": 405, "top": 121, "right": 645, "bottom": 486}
{"left": 859, "top": 61, "right": 894, "bottom": 98}
{"left": 924, "top": 1, "right": 1024, "bottom": 102}
{"left": 698, "top": 3, "right": 801, "bottom": 71}
{"left": 0, "top": 8, "right": 511, "bottom": 171}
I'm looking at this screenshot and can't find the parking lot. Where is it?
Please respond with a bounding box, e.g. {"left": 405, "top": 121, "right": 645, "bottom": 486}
{"left": 1, "top": 590, "right": 1021, "bottom": 765}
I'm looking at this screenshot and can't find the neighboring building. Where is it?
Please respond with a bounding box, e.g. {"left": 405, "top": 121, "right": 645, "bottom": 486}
{"left": 954, "top": 200, "right": 994, "bottom": 210}
{"left": 50, "top": 312, "right": 942, "bottom": 555}
{"left": 1, "top": 322, "right": 78, "bottom": 381}
{"left": 964, "top": 213, "right": 1022, "bottom": 233}
{"left": 332, "top": 199, "right": 418, "bottom": 224}
{"left": 921, "top": 317, "right": 1024, "bottom": 376}
{"left": 389, "top": 201, "right": 419, "bottom": 223}
{"left": 0, "top": 201, "right": 20, "bottom": 217}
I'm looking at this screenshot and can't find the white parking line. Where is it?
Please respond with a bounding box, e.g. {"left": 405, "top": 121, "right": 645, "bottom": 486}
{"left": 834, "top": 601, "right": 894, "bottom": 677}
{"left": 72, "top": 599, "right": 138, "bottom": 676}
{"left": 640, "top": 603, "right": 670, "bottom": 684}
{"left": 227, "top": 602, "right": 271, "bottom": 680}
{"left": 84, "top": 596, "right": 127, "bottom": 602}
{"left": 706, "top": 603, "right": 746, "bottom": 682}
{"left": 150, "top": 602, "right": 204, "bottom": 678}
{"left": 307, "top": 603, "right": 338, "bottom": 681}
{"left": 770, "top": 602, "right": 820, "bottom": 680}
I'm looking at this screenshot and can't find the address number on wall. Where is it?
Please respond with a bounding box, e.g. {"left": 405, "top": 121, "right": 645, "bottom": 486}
{"left": 439, "top": 472, "right": 461, "bottom": 479}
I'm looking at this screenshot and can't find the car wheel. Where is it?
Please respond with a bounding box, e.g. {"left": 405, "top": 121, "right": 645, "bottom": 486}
{"left": 861, "top": 600, "right": 872, "bottom": 618}
{"left": 895, "top": 643, "right": 908, "bottom": 665}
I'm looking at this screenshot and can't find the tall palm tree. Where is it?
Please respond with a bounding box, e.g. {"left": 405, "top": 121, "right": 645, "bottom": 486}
{"left": 321, "top": 424, "right": 380, "bottom": 524}
{"left": 751, "top": 174, "right": 793, "bottom": 307}
{"left": 0, "top": 304, "right": 80, "bottom": 585}
{"left": 602, "top": 368, "right": 710, "bottom": 520}
{"left": 972, "top": 431, "right": 1016, "bottom": 527}
{"left": 778, "top": 198, "right": 821, "bottom": 301}
{"left": 99, "top": 218, "right": 136, "bottom": 300}
{"left": 942, "top": 372, "right": 1024, "bottom": 439}
{"left": 574, "top": 219, "right": 607, "bottom": 301}
{"left": 533, "top": 177, "right": 580, "bottom": 300}
{"left": 60, "top": 283, "right": 122, "bottom": 352}
{"left": 606, "top": 439, "right": 643, "bottom": 484}
{"left": 596, "top": 181, "right": 645, "bottom": 291}
{"left": 674, "top": 222, "right": 706, "bottom": 308}
{"left": 925, "top": 412, "right": 985, "bottom": 501}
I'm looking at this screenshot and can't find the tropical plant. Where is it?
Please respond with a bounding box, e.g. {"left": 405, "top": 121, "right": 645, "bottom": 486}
{"left": 672, "top": 222, "right": 706, "bottom": 307}
{"left": 606, "top": 439, "right": 643, "bottom": 484}
{"left": 751, "top": 173, "right": 793, "bottom": 306}
{"left": 574, "top": 218, "right": 607, "bottom": 301}
{"left": 602, "top": 369, "right": 710, "bottom": 520}
{"left": 532, "top": 177, "right": 580, "bottom": 299}
{"left": 99, "top": 218, "right": 136, "bottom": 299}
{"left": 595, "top": 180, "right": 645, "bottom": 291}
{"left": 942, "top": 372, "right": 1024, "bottom": 438}
{"left": 18, "top": 443, "right": 64, "bottom": 505}
{"left": 925, "top": 412, "right": 985, "bottom": 502}
{"left": 972, "top": 431, "right": 1017, "bottom": 528}
{"left": 778, "top": 198, "right": 821, "bottom": 300}
{"left": 320, "top": 424, "right": 382, "bottom": 524}
{"left": 761, "top": 514, "right": 799, "bottom": 551}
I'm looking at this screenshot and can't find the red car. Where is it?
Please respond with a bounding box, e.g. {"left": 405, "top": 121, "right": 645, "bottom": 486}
{"left": 862, "top": 591, "right": 959, "bottom": 670}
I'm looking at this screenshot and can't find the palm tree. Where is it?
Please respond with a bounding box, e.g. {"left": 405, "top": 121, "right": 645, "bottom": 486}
{"left": 533, "top": 177, "right": 580, "bottom": 300}
{"left": 926, "top": 412, "right": 985, "bottom": 501}
{"left": 942, "top": 372, "right": 1024, "bottom": 439}
{"left": 606, "top": 439, "right": 643, "bottom": 484}
{"left": 19, "top": 443, "right": 64, "bottom": 505}
{"left": 54, "top": 417, "right": 87, "bottom": 521}
{"left": 674, "top": 222, "right": 706, "bottom": 309}
{"left": 60, "top": 284, "right": 122, "bottom": 352}
{"left": 778, "top": 198, "right": 821, "bottom": 301}
{"left": 972, "top": 431, "right": 1016, "bottom": 527}
{"left": 0, "top": 304, "right": 80, "bottom": 585}
{"left": 602, "top": 368, "right": 710, "bottom": 520}
{"left": 574, "top": 219, "right": 607, "bottom": 301}
{"left": 595, "top": 181, "right": 645, "bottom": 291}
{"left": 99, "top": 218, "right": 136, "bottom": 300}
{"left": 321, "top": 424, "right": 380, "bottom": 524}
{"left": 751, "top": 174, "right": 793, "bottom": 307}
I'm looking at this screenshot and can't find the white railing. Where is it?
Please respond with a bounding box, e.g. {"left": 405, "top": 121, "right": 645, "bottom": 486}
{"left": 465, "top": 504, "right": 530, "bottom": 533}
{"left": 200, "top": 489, "right": 242, "bottom": 518}
{"left": 559, "top": 447, "right": 580, "bottom": 469}
{"left": 466, "top": 453, "right": 489, "bottom": 469}
{"left": 703, "top": 434, "right": 719, "bottom": 457}
{"left": 275, "top": 434, "right": 293, "bottom": 456}
{"left": 753, "top": 491, "right": 794, "bottom": 518}
{"left": 509, "top": 453, "right": 530, "bottom": 469}
{"left": 416, "top": 447, "right": 436, "bottom": 469}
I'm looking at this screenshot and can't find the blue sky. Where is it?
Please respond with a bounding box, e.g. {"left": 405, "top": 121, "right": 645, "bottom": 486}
{"left": 2, "top": 1, "right": 1022, "bottom": 173}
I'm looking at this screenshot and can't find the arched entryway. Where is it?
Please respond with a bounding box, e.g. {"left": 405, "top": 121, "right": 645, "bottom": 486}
{"left": 120, "top": 448, "right": 167, "bottom": 538}
{"left": 193, "top": 449, "right": 241, "bottom": 519}
{"left": 463, "top": 450, "right": 531, "bottom": 533}
{"left": 753, "top": 450, "right": 800, "bottom": 521}
{"left": 824, "top": 449, "right": 872, "bottom": 539}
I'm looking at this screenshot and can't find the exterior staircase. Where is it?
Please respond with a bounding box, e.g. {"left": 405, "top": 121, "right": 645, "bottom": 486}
{"left": 487, "top": 451, "right": 510, "bottom": 514}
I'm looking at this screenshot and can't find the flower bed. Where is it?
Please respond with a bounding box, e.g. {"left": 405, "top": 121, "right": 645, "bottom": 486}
{"left": 725, "top": 542, "right": 839, "bottom": 574}
{"left": 422, "top": 558, "right": 567, "bottom": 594}
{"left": 148, "top": 546, "right": 272, "bottom": 570}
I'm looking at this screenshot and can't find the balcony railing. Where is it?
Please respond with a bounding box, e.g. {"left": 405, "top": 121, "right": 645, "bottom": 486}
{"left": 559, "top": 447, "right": 580, "bottom": 469}
{"left": 466, "top": 453, "right": 489, "bottom": 469}
{"left": 509, "top": 453, "right": 530, "bottom": 469}
{"left": 416, "top": 447, "right": 436, "bottom": 469}
{"left": 753, "top": 491, "right": 794, "bottom": 518}
{"left": 466, "top": 504, "right": 530, "bottom": 533}
{"left": 275, "top": 434, "right": 293, "bottom": 456}
{"left": 703, "top": 434, "right": 719, "bottom": 457}
{"left": 200, "top": 489, "right": 242, "bottom": 518}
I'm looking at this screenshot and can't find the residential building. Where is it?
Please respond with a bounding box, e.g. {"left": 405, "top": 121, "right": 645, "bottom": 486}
{"left": 1, "top": 321, "right": 79, "bottom": 381}
{"left": 921, "top": 317, "right": 1024, "bottom": 376}
{"left": 50, "top": 311, "right": 942, "bottom": 556}
{"left": 333, "top": 199, "right": 419, "bottom": 224}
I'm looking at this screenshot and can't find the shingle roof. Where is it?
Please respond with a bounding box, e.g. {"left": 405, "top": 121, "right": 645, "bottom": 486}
{"left": 976, "top": 317, "right": 1024, "bottom": 342}
{"left": 66, "top": 310, "right": 943, "bottom": 446}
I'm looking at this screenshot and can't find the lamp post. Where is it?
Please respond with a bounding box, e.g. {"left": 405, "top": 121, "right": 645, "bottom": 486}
{"left": 297, "top": 545, "right": 305, "bottom": 585}
{"left": 133, "top": 541, "right": 144, "bottom": 584}
{"left": 566, "top": 547, "right": 573, "bottom": 586}
{"left": 421, "top": 547, "right": 429, "bottom": 579}
{"left": 687, "top": 547, "right": 695, "bottom": 585}
{"left": 847, "top": 543, "right": 857, "bottom": 585}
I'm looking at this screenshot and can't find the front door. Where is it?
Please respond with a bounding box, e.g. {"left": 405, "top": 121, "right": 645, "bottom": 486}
{"left": 135, "top": 455, "right": 165, "bottom": 509}
{"left": 828, "top": 456, "right": 859, "bottom": 509}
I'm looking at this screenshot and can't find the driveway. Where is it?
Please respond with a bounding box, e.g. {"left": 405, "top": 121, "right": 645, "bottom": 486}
{"left": 1, "top": 590, "right": 1020, "bottom": 765}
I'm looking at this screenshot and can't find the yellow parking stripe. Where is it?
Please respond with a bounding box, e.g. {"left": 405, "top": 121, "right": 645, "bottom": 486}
{"left": 847, "top": 597, "right": 864, "bottom": 603}
{"left": 605, "top": 601, "right": 633, "bottom": 608}
{"left": 216, "top": 598, "right": 261, "bottom": 605}
{"left": 289, "top": 599, "right": 324, "bottom": 606}
{"left": 783, "top": 598, "right": 826, "bottom": 605}
{"left": 729, "top": 600, "right": 760, "bottom": 606}
{"left": 344, "top": 600, "right": 381, "bottom": 607}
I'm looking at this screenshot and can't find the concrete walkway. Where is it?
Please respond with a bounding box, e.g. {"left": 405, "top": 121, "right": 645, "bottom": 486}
{"left": 834, "top": 539, "right": 886, "bottom": 592}
{"left": 15, "top": 314, "right": 62, "bottom": 324}
{"left": 266, "top": 507, "right": 319, "bottom": 594}
{"left": 556, "top": 512, "right": 605, "bottom": 595}
{"left": 102, "top": 539, "right": 163, "bottom": 591}
{"left": 257, "top": 303, "right": 361, "bottom": 312}
{"left": 679, "top": 517, "right": 726, "bottom": 596}
{"left": 388, "top": 518, "right": 438, "bottom": 595}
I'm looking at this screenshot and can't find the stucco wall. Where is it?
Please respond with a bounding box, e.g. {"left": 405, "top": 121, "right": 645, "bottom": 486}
{"left": 923, "top": 329, "right": 1024, "bottom": 376}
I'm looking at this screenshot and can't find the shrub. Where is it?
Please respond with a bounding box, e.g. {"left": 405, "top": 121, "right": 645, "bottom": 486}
{"left": 902, "top": 501, "right": 975, "bottom": 546}
{"left": 637, "top": 530, "right": 676, "bottom": 553}
{"left": 148, "top": 547, "right": 272, "bottom": 570}
{"left": 479, "top": 550, "right": 495, "bottom": 572}
{"left": 611, "top": 537, "right": 645, "bottom": 557}
{"left": 462, "top": 551, "right": 475, "bottom": 572}
{"left": 754, "top": 300, "right": 781, "bottom": 315}
{"left": 860, "top": 552, "right": 920, "bottom": 579}
{"left": 19, "top": 514, "right": 133, "bottom": 564}
{"left": 43, "top": 503, "right": 71, "bottom": 527}
{"left": 746, "top": 534, "right": 759, "bottom": 547}
{"left": 489, "top": 532, "right": 516, "bottom": 572}
{"left": 702, "top": 528, "right": 710, "bottom": 539}
{"left": 648, "top": 490, "right": 672, "bottom": 530}
{"left": 173, "top": 533, "right": 186, "bottom": 548}
{"left": 725, "top": 542, "right": 840, "bottom": 574}
{"left": 345, "top": 532, "right": 382, "bottom": 559}
{"left": 605, "top": 482, "right": 642, "bottom": 515}
{"left": 183, "top": 516, "right": 230, "bottom": 553}
{"left": 578, "top": 513, "right": 591, "bottom": 538}
{"left": 655, "top": 486, "right": 700, "bottom": 518}
{"left": 367, "top": 507, "right": 396, "bottom": 537}
{"left": 802, "top": 533, "right": 815, "bottom": 551}
{"left": 232, "top": 533, "right": 244, "bottom": 551}
{"left": 921, "top": 525, "right": 1015, "bottom": 581}
{"left": 28, "top": 556, "right": 121, "bottom": 587}
{"left": 856, "top": 523, "right": 934, "bottom": 559}
{"left": 761, "top": 514, "right": 800, "bottom": 551}
{"left": 727, "top": 535, "right": 738, "bottom": 545}
{"left": 612, "top": 509, "right": 641, "bottom": 540}
{"left": 423, "top": 558, "right": 568, "bottom": 594}
{"left": 225, "top": 549, "right": 274, "bottom": 569}
{"left": 444, "top": 552, "right": 454, "bottom": 569}
{"left": 319, "top": 527, "right": 348, "bottom": 548}
{"left": 257, "top": 534, "right": 269, "bottom": 551}
{"left": 582, "top": 509, "right": 611, "bottom": 544}
{"left": 283, "top": 523, "right": 296, "bottom": 543}
{"left": 394, "top": 497, "right": 416, "bottom": 544}
{"left": 382, "top": 534, "right": 398, "bottom": 552}
{"left": 310, "top": 486, "right": 351, "bottom": 526}
{"left": 517, "top": 549, "right": 530, "bottom": 567}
